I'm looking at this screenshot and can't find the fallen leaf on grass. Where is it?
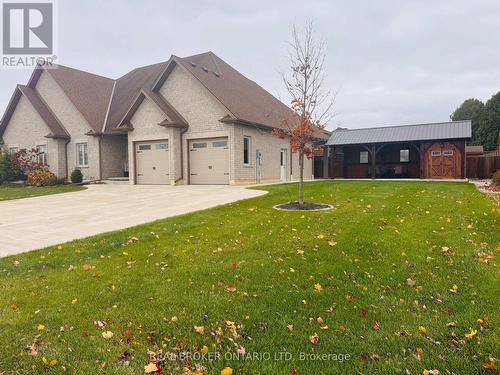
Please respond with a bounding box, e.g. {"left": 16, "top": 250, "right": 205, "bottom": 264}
{"left": 220, "top": 368, "right": 233, "bottom": 375}
{"left": 406, "top": 278, "right": 416, "bottom": 287}
{"left": 144, "top": 362, "right": 159, "bottom": 373}
{"left": 37, "top": 324, "right": 45, "bottom": 332}
{"left": 481, "top": 357, "right": 497, "bottom": 370}
{"left": 423, "top": 370, "right": 440, "bottom": 375}
{"left": 226, "top": 285, "right": 237, "bottom": 293}
{"left": 371, "top": 354, "right": 380, "bottom": 362}
{"left": 287, "top": 324, "right": 294, "bottom": 332}
{"left": 71, "top": 298, "right": 77, "bottom": 305}
{"left": 309, "top": 333, "right": 319, "bottom": 345}
{"left": 418, "top": 326, "right": 427, "bottom": 334}
{"left": 465, "top": 328, "right": 477, "bottom": 340}
{"left": 314, "top": 283, "right": 322, "bottom": 291}
{"left": 373, "top": 320, "right": 380, "bottom": 331}
{"left": 101, "top": 331, "right": 114, "bottom": 339}
{"left": 194, "top": 326, "right": 205, "bottom": 334}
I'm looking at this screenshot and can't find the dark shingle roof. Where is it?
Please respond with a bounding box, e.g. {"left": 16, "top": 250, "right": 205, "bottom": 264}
{"left": 103, "top": 62, "right": 168, "bottom": 133}
{"left": 326, "top": 121, "right": 471, "bottom": 145}
{"left": 45, "top": 65, "right": 115, "bottom": 133}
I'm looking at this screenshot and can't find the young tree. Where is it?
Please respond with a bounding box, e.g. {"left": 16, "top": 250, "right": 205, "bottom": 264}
{"left": 276, "top": 21, "right": 334, "bottom": 205}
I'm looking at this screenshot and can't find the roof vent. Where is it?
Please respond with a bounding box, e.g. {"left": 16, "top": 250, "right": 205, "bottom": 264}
{"left": 190, "top": 61, "right": 196, "bottom": 67}
{"left": 213, "top": 71, "right": 220, "bottom": 77}
{"left": 202, "top": 66, "right": 208, "bottom": 72}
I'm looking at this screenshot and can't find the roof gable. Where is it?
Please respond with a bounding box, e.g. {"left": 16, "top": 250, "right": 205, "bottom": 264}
{"left": 117, "top": 89, "right": 188, "bottom": 131}
{"left": 0, "top": 85, "right": 69, "bottom": 139}
{"left": 103, "top": 61, "right": 169, "bottom": 133}
{"left": 327, "top": 121, "right": 472, "bottom": 146}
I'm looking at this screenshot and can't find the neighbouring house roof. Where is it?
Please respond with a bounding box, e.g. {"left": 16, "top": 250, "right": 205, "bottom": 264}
{"left": 465, "top": 145, "right": 484, "bottom": 155}
{"left": 0, "top": 85, "right": 69, "bottom": 139}
{"left": 326, "top": 120, "right": 472, "bottom": 146}
{"left": 118, "top": 89, "right": 188, "bottom": 130}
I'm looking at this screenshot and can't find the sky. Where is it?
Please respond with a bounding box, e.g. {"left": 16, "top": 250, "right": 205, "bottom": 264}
{"left": 1, "top": 0, "right": 499, "bottom": 131}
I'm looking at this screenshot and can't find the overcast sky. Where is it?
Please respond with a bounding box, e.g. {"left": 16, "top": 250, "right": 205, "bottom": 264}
{"left": 1, "top": 0, "right": 499, "bottom": 131}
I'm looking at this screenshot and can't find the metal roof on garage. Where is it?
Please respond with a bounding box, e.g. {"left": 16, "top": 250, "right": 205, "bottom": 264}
{"left": 326, "top": 120, "right": 471, "bottom": 146}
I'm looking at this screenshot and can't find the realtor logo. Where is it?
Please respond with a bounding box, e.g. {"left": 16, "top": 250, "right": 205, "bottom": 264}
{"left": 1, "top": 1, "right": 57, "bottom": 68}
{"left": 2, "top": 2, "right": 52, "bottom": 54}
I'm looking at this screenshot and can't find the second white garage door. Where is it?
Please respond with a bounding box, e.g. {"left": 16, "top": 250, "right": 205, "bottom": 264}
{"left": 135, "top": 140, "right": 170, "bottom": 185}
{"left": 189, "top": 137, "right": 229, "bottom": 184}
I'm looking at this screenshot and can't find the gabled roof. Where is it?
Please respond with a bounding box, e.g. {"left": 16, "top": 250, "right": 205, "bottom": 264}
{"left": 117, "top": 89, "right": 188, "bottom": 131}
{"left": 0, "top": 85, "right": 69, "bottom": 139}
{"left": 28, "top": 64, "right": 115, "bottom": 133}
{"left": 2, "top": 52, "right": 330, "bottom": 140}
{"left": 326, "top": 121, "right": 472, "bottom": 146}
{"left": 151, "top": 52, "right": 330, "bottom": 140}
{"left": 103, "top": 61, "right": 169, "bottom": 133}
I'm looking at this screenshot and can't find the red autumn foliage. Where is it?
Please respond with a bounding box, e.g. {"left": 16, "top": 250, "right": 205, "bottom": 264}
{"left": 10, "top": 148, "right": 43, "bottom": 176}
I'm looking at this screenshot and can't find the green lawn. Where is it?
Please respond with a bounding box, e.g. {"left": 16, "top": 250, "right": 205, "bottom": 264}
{"left": 0, "top": 181, "right": 498, "bottom": 374}
{"left": 0, "top": 184, "right": 85, "bottom": 201}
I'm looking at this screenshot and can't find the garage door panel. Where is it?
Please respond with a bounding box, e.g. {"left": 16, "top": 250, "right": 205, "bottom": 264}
{"left": 189, "top": 137, "right": 229, "bottom": 185}
{"left": 135, "top": 140, "right": 170, "bottom": 185}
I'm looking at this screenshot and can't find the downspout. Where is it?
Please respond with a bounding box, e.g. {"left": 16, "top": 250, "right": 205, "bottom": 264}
{"left": 175, "top": 127, "right": 188, "bottom": 183}
{"left": 98, "top": 135, "right": 103, "bottom": 181}
{"left": 64, "top": 139, "right": 70, "bottom": 180}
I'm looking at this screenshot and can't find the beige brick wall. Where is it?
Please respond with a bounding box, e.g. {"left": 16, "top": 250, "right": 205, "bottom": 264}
{"left": 231, "top": 124, "right": 314, "bottom": 184}
{"left": 36, "top": 71, "right": 100, "bottom": 181}
{"left": 2, "top": 95, "right": 64, "bottom": 177}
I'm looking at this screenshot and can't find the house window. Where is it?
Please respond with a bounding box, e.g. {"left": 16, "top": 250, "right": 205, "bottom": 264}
{"left": 155, "top": 142, "right": 168, "bottom": 150}
{"left": 243, "top": 136, "right": 251, "bottom": 165}
{"left": 138, "top": 144, "right": 151, "bottom": 151}
{"left": 9, "top": 147, "right": 19, "bottom": 154}
{"left": 431, "top": 150, "right": 441, "bottom": 157}
{"left": 400, "top": 149, "right": 409, "bottom": 162}
{"left": 359, "top": 151, "right": 368, "bottom": 164}
{"left": 213, "top": 140, "right": 227, "bottom": 148}
{"left": 443, "top": 150, "right": 453, "bottom": 156}
{"left": 37, "top": 144, "right": 48, "bottom": 165}
{"left": 192, "top": 142, "right": 207, "bottom": 149}
{"left": 77, "top": 143, "right": 88, "bottom": 167}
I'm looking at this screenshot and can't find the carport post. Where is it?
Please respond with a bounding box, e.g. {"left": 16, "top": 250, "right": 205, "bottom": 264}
{"left": 323, "top": 145, "right": 329, "bottom": 178}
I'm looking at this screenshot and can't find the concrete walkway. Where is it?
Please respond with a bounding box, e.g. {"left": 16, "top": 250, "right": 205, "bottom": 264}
{"left": 0, "top": 184, "right": 266, "bottom": 257}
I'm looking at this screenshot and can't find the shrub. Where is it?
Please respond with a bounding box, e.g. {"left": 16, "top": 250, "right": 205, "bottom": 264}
{"left": 10, "top": 148, "right": 42, "bottom": 178}
{"left": 27, "top": 169, "right": 57, "bottom": 187}
{"left": 492, "top": 170, "right": 500, "bottom": 187}
{"left": 70, "top": 168, "right": 83, "bottom": 184}
{"left": 0, "top": 149, "right": 16, "bottom": 184}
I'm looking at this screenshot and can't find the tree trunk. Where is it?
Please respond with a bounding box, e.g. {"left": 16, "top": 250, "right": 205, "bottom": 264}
{"left": 299, "top": 150, "right": 304, "bottom": 205}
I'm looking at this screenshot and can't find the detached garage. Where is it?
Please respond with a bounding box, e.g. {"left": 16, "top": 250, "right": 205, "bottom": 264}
{"left": 189, "top": 137, "right": 229, "bottom": 185}
{"left": 324, "top": 120, "right": 471, "bottom": 179}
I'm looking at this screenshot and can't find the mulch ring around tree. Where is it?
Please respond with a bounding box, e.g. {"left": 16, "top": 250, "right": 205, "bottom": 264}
{"left": 273, "top": 202, "right": 334, "bottom": 211}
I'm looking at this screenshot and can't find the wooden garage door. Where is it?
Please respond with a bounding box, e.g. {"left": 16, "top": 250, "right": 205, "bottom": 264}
{"left": 135, "top": 140, "right": 170, "bottom": 184}
{"left": 426, "top": 143, "right": 461, "bottom": 179}
{"left": 189, "top": 137, "right": 229, "bottom": 184}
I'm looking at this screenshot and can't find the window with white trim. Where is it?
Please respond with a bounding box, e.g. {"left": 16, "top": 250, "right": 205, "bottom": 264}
{"left": 37, "top": 144, "right": 48, "bottom": 165}
{"left": 243, "top": 136, "right": 251, "bottom": 165}
{"left": 400, "top": 149, "right": 409, "bottom": 162}
{"left": 359, "top": 151, "right": 368, "bottom": 164}
{"left": 77, "top": 143, "right": 88, "bottom": 167}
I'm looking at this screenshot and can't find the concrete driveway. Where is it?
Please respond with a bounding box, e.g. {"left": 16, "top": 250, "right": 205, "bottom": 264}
{"left": 0, "top": 184, "right": 266, "bottom": 257}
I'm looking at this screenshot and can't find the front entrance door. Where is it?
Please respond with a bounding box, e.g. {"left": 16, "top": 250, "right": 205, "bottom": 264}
{"left": 280, "top": 149, "right": 287, "bottom": 181}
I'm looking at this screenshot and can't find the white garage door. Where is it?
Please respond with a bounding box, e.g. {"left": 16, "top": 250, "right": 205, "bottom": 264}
{"left": 135, "top": 140, "right": 170, "bottom": 185}
{"left": 189, "top": 137, "right": 229, "bottom": 184}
